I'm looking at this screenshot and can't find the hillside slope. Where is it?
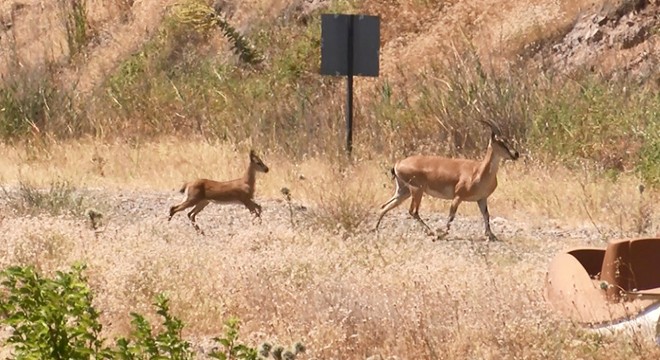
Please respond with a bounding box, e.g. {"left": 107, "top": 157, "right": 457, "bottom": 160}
{"left": 1, "top": 0, "right": 658, "bottom": 90}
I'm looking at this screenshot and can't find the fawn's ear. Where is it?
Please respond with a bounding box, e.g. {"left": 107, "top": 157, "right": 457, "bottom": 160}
{"left": 250, "top": 149, "right": 256, "bottom": 158}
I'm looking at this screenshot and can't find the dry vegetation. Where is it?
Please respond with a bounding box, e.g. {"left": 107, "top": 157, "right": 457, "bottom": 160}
{"left": 0, "top": 141, "right": 659, "bottom": 359}
{"left": 1, "top": 0, "right": 660, "bottom": 358}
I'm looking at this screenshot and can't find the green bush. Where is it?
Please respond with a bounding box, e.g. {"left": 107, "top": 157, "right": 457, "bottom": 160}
{"left": 114, "top": 294, "right": 194, "bottom": 359}
{"left": 0, "top": 264, "right": 306, "bottom": 360}
{"left": 0, "top": 263, "right": 112, "bottom": 359}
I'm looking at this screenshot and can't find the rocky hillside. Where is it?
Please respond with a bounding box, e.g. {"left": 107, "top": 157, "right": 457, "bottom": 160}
{"left": 533, "top": 0, "right": 659, "bottom": 82}
{"left": 1, "top": 0, "right": 658, "bottom": 92}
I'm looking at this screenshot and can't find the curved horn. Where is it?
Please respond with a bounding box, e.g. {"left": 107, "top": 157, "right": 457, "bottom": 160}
{"left": 478, "top": 119, "right": 501, "bottom": 136}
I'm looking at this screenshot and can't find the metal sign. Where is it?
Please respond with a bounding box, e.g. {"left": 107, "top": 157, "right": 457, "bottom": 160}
{"left": 321, "top": 14, "right": 380, "bottom": 155}
{"left": 321, "top": 14, "right": 380, "bottom": 76}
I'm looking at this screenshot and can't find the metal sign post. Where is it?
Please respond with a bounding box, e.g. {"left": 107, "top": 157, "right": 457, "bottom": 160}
{"left": 321, "top": 14, "right": 380, "bottom": 155}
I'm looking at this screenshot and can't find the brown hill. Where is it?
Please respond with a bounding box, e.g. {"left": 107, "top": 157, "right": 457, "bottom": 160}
{"left": 1, "top": 0, "right": 658, "bottom": 92}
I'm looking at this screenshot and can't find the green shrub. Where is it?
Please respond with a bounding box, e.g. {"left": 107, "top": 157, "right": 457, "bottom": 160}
{"left": 210, "top": 317, "right": 259, "bottom": 360}
{"left": 0, "top": 264, "right": 307, "bottom": 360}
{"left": 114, "top": 294, "right": 194, "bottom": 359}
{"left": 0, "top": 263, "right": 112, "bottom": 359}
{"left": 210, "top": 317, "right": 306, "bottom": 360}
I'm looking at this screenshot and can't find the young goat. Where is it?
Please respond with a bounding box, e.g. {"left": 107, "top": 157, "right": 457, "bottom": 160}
{"left": 168, "top": 150, "right": 269, "bottom": 234}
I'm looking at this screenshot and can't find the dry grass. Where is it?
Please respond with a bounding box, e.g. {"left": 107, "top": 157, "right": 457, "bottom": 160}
{"left": 0, "top": 140, "right": 659, "bottom": 359}
{"left": 1, "top": 1, "right": 659, "bottom": 356}
{"left": 0, "top": 139, "right": 658, "bottom": 359}
{"left": 1, "top": 139, "right": 656, "bottom": 234}
{"left": 363, "top": 0, "right": 596, "bottom": 77}
{"left": 0, "top": 0, "right": 612, "bottom": 95}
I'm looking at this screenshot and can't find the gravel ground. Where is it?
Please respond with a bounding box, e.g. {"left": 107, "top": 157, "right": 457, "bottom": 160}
{"left": 0, "top": 187, "right": 657, "bottom": 358}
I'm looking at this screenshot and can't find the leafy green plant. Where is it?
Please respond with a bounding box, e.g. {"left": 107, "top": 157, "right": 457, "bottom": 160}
{"left": 0, "top": 264, "right": 193, "bottom": 359}
{"left": 209, "top": 317, "right": 259, "bottom": 360}
{"left": 0, "top": 263, "right": 112, "bottom": 359}
{"left": 0, "top": 264, "right": 305, "bottom": 359}
{"left": 115, "top": 294, "right": 194, "bottom": 359}
{"left": 210, "top": 318, "right": 305, "bottom": 360}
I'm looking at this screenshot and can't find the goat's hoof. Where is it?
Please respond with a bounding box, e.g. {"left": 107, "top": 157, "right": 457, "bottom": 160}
{"left": 433, "top": 231, "right": 448, "bottom": 242}
{"left": 486, "top": 233, "right": 499, "bottom": 242}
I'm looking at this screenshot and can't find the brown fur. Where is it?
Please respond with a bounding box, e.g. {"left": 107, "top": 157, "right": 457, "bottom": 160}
{"left": 376, "top": 131, "right": 519, "bottom": 241}
{"left": 168, "top": 150, "right": 269, "bottom": 234}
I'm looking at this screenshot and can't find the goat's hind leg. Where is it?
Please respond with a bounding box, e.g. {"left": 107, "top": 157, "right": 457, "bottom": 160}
{"left": 376, "top": 178, "right": 411, "bottom": 230}
{"left": 169, "top": 199, "right": 196, "bottom": 221}
{"left": 187, "top": 200, "right": 209, "bottom": 235}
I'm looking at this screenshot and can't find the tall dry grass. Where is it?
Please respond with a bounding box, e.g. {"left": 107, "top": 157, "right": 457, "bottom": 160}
{"left": 0, "top": 140, "right": 658, "bottom": 359}
{"left": 0, "top": 0, "right": 659, "bottom": 357}
{"left": 0, "top": 139, "right": 657, "bottom": 236}
{"left": 4, "top": 3, "right": 658, "bottom": 184}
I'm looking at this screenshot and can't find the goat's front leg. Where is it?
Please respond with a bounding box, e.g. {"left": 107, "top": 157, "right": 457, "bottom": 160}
{"left": 243, "top": 199, "right": 263, "bottom": 223}
{"left": 477, "top": 198, "right": 498, "bottom": 241}
{"left": 409, "top": 188, "right": 434, "bottom": 236}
